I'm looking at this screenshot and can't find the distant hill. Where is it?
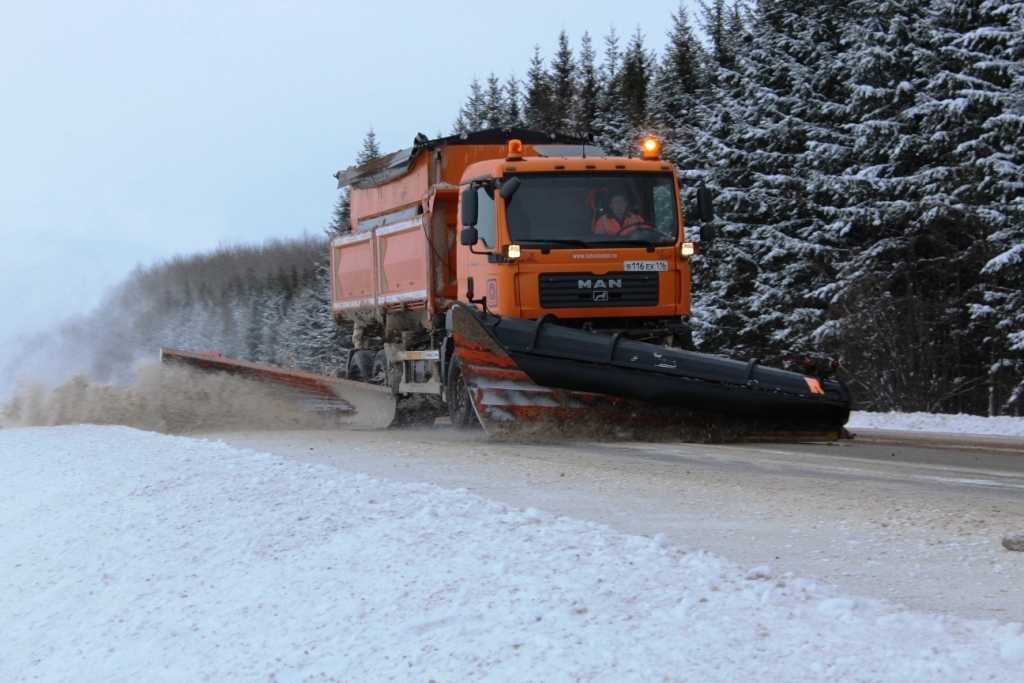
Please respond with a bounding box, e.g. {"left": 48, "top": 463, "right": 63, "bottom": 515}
{"left": 1, "top": 236, "right": 349, "bottom": 397}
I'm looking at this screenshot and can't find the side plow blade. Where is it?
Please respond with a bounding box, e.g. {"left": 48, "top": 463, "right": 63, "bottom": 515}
{"left": 449, "top": 304, "right": 851, "bottom": 442}
{"left": 159, "top": 348, "right": 398, "bottom": 429}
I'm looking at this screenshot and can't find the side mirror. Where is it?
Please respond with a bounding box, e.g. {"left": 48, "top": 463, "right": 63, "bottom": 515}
{"left": 460, "top": 187, "right": 478, "bottom": 227}
{"left": 700, "top": 224, "right": 716, "bottom": 242}
{"left": 696, "top": 186, "right": 714, "bottom": 224}
{"left": 499, "top": 176, "right": 521, "bottom": 201}
{"left": 460, "top": 226, "right": 479, "bottom": 246}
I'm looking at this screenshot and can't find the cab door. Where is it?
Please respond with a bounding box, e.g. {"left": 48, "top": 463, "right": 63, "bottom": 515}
{"left": 457, "top": 183, "right": 516, "bottom": 315}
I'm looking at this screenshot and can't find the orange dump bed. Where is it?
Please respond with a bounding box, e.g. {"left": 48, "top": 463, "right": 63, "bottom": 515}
{"left": 330, "top": 129, "right": 581, "bottom": 320}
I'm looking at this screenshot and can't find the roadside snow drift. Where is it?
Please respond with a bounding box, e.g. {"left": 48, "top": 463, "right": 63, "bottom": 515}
{"left": 848, "top": 410, "right": 1024, "bottom": 437}
{"left": 2, "top": 427, "right": 1022, "bottom": 682}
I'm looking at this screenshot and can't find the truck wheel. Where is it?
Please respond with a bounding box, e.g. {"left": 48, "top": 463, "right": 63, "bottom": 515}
{"left": 347, "top": 349, "right": 375, "bottom": 381}
{"left": 446, "top": 358, "right": 479, "bottom": 429}
{"left": 672, "top": 329, "right": 695, "bottom": 351}
{"left": 371, "top": 350, "right": 388, "bottom": 385}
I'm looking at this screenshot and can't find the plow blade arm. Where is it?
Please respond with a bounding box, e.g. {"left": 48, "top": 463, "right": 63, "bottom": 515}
{"left": 449, "top": 304, "right": 851, "bottom": 442}
{"left": 159, "top": 348, "right": 397, "bottom": 429}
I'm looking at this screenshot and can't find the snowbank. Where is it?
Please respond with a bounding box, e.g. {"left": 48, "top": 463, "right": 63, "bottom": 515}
{"left": 2, "top": 426, "right": 1022, "bottom": 682}
{"left": 849, "top": 410, "right": 1024, "bottom": 438}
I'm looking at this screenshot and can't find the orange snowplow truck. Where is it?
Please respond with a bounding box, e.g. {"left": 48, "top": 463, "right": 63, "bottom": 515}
{"left": 332, "top": 130, "right": 696, "bottom": 360}
{"left": 325, "top": 128, "right": 851, "bottom": 439}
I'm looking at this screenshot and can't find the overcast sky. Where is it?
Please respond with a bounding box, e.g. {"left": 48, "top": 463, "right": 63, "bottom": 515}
{"left": 0, "top": 0, "right": 699, "bottom": 348}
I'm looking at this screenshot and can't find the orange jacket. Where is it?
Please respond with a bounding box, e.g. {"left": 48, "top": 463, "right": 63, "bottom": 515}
{"left": 593, "top": 212, "right": 645, "bottom": 236}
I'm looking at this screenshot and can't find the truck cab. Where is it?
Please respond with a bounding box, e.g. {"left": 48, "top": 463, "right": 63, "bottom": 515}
{"left": 457, "top": 138, "right": 699, "bottom": 344}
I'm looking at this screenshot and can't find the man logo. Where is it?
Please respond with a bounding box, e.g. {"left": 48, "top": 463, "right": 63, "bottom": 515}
{"left": 592, "top": 290, "right": 610, "bottom": 302}
{"left": 577, "top": 279, "right": 623, "bottom": 289}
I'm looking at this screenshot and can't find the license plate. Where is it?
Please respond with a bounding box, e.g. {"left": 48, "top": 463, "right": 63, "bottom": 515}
{"left": 623, "top": 260, "right": 668, "bottom": 272}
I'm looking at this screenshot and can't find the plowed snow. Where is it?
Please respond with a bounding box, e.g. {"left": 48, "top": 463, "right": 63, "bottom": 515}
{"left": 1, "top": 364, "right": 338, "bottom": 433}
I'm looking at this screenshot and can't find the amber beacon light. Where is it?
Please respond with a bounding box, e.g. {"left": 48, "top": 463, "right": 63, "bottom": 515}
{"left": 640, "top": 136, "right": 661, "bottom": 160}
{"left": 506, "top": 138, "right": 524, "bottom": 160}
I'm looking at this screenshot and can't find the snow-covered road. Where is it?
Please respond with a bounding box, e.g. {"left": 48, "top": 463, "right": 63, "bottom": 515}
{"left": 215, "top": 426, "right": 1024, "bottom": 623}
{"left": 2, "top": 426, "right": 1023, "bottom": 681}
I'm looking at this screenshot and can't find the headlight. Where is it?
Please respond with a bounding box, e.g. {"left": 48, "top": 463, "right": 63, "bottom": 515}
{"left": 507, "top": 244, "right": 521, "bottom": 259}
{"left": 680, "top": 242, "right": 695, "bottom": 257}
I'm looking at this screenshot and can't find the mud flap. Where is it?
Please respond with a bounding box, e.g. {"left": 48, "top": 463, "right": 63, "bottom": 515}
{"left": 448, "top": 305, "right": 850, "bottom": 442}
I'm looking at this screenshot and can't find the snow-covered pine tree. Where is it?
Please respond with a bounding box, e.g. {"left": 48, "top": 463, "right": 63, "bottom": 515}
{"left": 592, "top": 28, "right": 631, "bottom": 154}
{"left": 823, "top": 0, "right": 1022, "bottom": 412}
{"left": 278, "top": 262, "right": 350, "bottom": 375}
{"left": 260, "top": 292, "right": 284, "bottom": 364}
{"left": 652, "top": 1, "right": 711, "bottom": 184}
{"left": 690, "top": 1, "right": 853, "bottom": 369}
{"left": 700, "top": 0, "right": 739, "bottom": 72}
{"left": 651, "top": 3, "right": 706, "bottom": 130}
{"left": 357, "top": 127, "right": 381, "bottom": 164}
{"left": 726, "top": 1, "right": 747, "bottom": 51}
{"left": 810, "top": 0, "right": 939, "bottom": 409}
{"left": 892, "top": 0, "right": 1023, "bottom": 412}
{"left": 979, "top": 194, "right": 1024, "bottom": 414}
{"left": 454, "top": 79, "right": 487, "bottom": 133}
{"left": 328, "top": 127, "right": 379, "bottom": 236}
{"left": 483, "top": 73, "right": 505, "bottom": 128}
{"left": 218, "top": 275, "right": 247, "bottom": 359}
{"left": 939, "top": 0, "right": 1024, "bottom": 413}
{"left": 550, "top": 30, "right": 576, "bottom": 133}
{"left": 326, "top": 191, "right": 351, "bottom": 236}
{"left": 572, "top": 32, "right": 600, "bottom": 139}
{"left": 245, "top": 290, "right": 267, "bottom": 361}
{"left": 502, "top": 75, "right": 524, "bottom": 127}
{"left": 619, "top": 28, "right": 654, "bottom": 131}
{"left": 524, "top": 46, "right": 555, "bottom": 131}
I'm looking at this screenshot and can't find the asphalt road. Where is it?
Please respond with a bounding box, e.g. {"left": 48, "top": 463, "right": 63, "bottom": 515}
{"left": 208, "top": 426, "right": 1024, "bottom": 622}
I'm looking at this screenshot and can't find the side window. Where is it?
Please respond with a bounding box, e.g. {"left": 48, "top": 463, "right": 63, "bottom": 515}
{"left": 477, "top": 186, "right": 497, "bottom": 248}
{"left": 652, "top": 182, "right": 676, "bottom": 234}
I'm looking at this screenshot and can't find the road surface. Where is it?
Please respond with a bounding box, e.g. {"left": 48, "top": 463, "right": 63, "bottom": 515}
{"left": 206, "top": 426, "right": 1024, "bottom": 623}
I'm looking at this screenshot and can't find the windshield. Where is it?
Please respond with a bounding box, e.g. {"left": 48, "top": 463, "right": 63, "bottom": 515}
{"left": 504, "top": 172, "right": 678, "bottom": 247}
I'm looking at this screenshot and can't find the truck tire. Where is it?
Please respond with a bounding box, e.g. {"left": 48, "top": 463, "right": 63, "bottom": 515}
{"left": 446, "top": 358, "right": 479, "bottom": 429}
{"left": 672, "top": 327, "right": 695, "bottom": 351}
{"left": 347, "top": 349, "right": 375, "bottom": 381}
{"left": 371, "top": 350, "right": 388, "bottom": 385}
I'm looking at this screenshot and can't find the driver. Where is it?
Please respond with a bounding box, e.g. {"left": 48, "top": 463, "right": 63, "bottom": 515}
{"left": 592, "top": 193, "right": 647, "bottom": 236}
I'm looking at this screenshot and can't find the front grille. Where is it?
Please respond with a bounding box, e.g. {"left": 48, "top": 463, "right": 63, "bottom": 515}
{"left": 539, "top": 272, "right": 660, "bottom": 308}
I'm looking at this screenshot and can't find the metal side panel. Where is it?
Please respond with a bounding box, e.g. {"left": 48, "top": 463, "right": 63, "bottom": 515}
{"left": 331, "top": 233, "right": 377, "bottom": 313}
{"left": 376, "top": 218, "right": 430, "bottom": 310}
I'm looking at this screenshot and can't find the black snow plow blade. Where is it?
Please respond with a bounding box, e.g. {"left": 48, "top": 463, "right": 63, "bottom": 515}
{"left": 450, "top": 304, "right": 851, "bottom": 442}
